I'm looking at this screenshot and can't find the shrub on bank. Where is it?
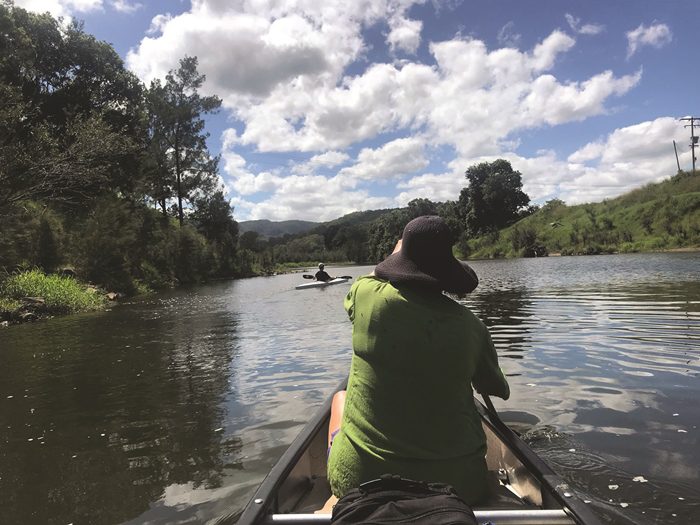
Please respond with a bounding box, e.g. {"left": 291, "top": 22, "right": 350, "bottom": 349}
{"left": 0, "top": 203, "right": 68, "bottom": 272}
{"left": 0, "top": 297, "right": 22, "bottom": 314}
{"left": 0, "top": 269, "right": 106, "bottom": 315}
{"left": 76, "top": 197, "right": 140, "bottom": 295}
{"left": 138, "top": 261, "right": 173, "bottom": 291}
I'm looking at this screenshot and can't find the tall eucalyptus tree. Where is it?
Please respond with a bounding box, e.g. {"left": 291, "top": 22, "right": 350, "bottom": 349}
{"left": 146, "top": 56, "right": 222, "bottom": 225}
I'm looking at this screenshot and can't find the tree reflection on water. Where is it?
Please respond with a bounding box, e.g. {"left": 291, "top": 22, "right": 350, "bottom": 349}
{"left": 461, "top": 285, "right": 534, "bottom": 359}
{"left": 0, "top": 301, "right": 243, "bottom": 524}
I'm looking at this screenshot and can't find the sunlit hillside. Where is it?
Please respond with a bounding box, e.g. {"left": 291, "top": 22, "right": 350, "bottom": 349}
{"left": 466, "top": 171, "right": 700, "bottom": 259}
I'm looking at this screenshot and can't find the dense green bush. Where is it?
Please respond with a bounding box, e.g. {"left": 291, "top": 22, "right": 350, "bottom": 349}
{"left": 36, "top": 216, "right": 62, "bottom": 271}
{"left": 0, "top": 204, "right": 70, "bottom": 272}
{"left": 77, "top": 197, "right": 139, "bottom": 294}
{"left": 510, "top": 225, "right": 547, "bottom": 257}
{"left": 137, "top": 211, "right": 179, "bottom": 286}
{"left": 174, "top": 225, "right": 210, "bottom": 284}
{"left": 138, "top": 261, "right": 172, "bottom": 291}
{"left": 0, "top": 197, "right": 247, "bottom": 299}
{"left": 2, "top": 204, "right": 42, "bottom": 269}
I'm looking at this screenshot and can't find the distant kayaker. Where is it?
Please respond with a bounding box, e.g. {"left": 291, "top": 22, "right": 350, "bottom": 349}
{"left": 327, "top": 215, "right": 510, "bottom": 505}
{"left": 315, "top": 263, "right": 332, "bottom": 282}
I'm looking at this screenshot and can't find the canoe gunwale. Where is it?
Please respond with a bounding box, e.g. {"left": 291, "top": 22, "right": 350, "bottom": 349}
{"left": 237, "top": 381, "right": 344, "bottom": 524}
{"left": 476, "top": 400, "right": 603, "bottom": 524}
{"left": 265, "top": 509, "right": 576, "bottom": 524}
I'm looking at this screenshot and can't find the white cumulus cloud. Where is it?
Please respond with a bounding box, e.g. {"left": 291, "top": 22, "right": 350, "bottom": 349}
{"left": 387, "top": 15, "right": 423, "bottom": 54}
{"left": 14, "top": 0, "right": 102, "bottom": 18}
{"left": 626, "top": 22, "right": 672, "bottom": 59}
{"left": 395, "top": 171, "right": 465, "bottom": 206}
{"left": 111, "top": 0, "right": 141, "bottom": 14}
{"left": 497, "top": 21, "right": 521, "bottom": 48}
{"left": 338, "top": 137, "right": 428, "bottom": 183}
{"left": 292, "top": 151, "right": 350, "bottom": 176}
{"left": 559, "top": 117, "right": 688, "bottom": 203}
{"left": 565, "top": 13, "right": 604, "bottom": 35}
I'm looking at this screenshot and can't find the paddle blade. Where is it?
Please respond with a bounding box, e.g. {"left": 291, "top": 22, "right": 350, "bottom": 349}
{"left": 338, "top": 275, "right": 353, "bottom": 280}
{"left": 302, "top": 274, "right": 315, "bottom": 279}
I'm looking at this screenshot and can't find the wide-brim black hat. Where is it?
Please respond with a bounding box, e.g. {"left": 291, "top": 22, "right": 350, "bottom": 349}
{"left": 375, "top": 215, "right": 478, "bottom": 294}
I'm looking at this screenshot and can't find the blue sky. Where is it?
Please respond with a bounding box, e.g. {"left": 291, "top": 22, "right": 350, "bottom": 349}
{"left": 16, "top": 0, "right": 700, "bottom": 221}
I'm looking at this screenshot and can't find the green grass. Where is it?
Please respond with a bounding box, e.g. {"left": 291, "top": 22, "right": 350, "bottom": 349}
{"left": 0, "top": 269, "right": 106, "bottom": 315}
{"left": 0, "top": 297, "right": 22, "bottom": 312}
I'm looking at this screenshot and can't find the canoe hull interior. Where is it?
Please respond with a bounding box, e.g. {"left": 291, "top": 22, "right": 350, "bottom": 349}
{"left": 235, "top": 381, "right": 603, "bottom": 525}
{"left": 276, "top": 421, "right": 330, "bottom": 514}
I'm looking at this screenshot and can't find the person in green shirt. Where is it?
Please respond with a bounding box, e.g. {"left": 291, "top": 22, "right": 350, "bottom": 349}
{"left": 327, "top": 215, "right": 510, "bottom": 505}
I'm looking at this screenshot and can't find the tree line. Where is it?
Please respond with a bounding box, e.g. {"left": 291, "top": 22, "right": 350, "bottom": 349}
{"left": 243, "top": 161, "right": 699, "bottom": 266}
{"left": 1, "top": 2, "right": 244, "bottom": 293}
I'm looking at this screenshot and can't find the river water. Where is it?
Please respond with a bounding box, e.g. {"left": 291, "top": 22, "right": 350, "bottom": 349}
{"left": 1, "top": 253, "right": 699, "bottom": 524}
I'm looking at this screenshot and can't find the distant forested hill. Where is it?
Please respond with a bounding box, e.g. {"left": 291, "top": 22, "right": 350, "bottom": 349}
{"left": 238, "top": 219, "right": 318, "bottom": 238}
{"left": 239, "top": 210, "right": 392, "bottom": 239}
{"left": 239, "top": 168, "right": 700, "bottom": 274}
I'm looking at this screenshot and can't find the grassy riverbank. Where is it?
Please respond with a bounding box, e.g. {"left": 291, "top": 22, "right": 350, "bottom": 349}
{"left": 0, "top": 269, "right": 107, "bottom": 325}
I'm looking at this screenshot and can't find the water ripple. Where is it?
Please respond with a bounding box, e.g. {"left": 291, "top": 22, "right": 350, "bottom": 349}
{"left": 1, "top": 257, "right": 699, "bottom": 524}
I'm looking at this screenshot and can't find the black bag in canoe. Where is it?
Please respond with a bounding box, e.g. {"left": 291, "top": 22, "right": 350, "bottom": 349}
{"left": 330, "top": 474, "right": 478, "bottom": 524}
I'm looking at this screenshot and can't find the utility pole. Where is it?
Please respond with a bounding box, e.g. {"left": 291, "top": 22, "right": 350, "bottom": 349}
{"left": 673, "top": 140, "right": 681, "bottom": 172}
{"left": 680, "top": 116, "right": 699, "bottom": 173}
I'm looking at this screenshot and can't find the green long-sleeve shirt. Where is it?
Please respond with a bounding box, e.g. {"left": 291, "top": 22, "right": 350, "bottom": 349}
{"left": 327, "top": 276, "right": 509, "bottom": 503}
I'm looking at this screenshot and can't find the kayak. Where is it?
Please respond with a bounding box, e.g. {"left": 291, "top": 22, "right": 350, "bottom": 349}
{"left": 236, "top": 380, "right": 604, "bottom": 525}
{"left": 295, "top": 277, "right": 351, "bottom": 290}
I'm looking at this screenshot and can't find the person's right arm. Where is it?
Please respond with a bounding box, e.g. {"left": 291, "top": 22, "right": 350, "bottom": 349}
{"left": 472, "top": 328, "right": 510, "bottom": 400}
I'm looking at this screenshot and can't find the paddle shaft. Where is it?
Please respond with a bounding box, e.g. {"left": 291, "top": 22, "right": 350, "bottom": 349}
{"left": 483, "top": 394, "right": 498, "bottom": 415}
{"left": 482, "top": 394, "right": 512, "bottom": 436}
